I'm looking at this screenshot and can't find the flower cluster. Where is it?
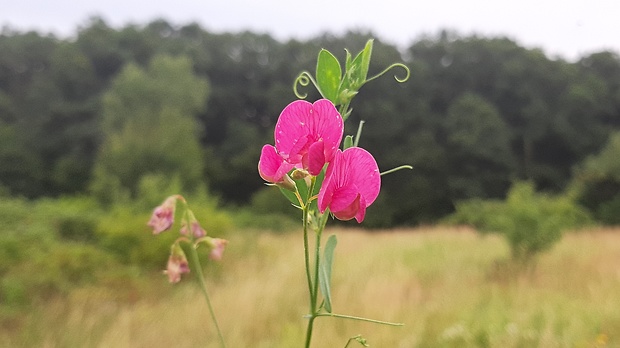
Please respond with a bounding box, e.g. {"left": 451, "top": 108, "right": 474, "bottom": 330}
{"left": 258, "top": 99, "right": 380, "bottom": 223}
{"left": 148, "top": 195, "right": 228, "bottom": 283}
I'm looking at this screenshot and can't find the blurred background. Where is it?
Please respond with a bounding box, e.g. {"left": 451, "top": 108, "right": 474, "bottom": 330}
{"left": 1, "top": 1, "right": 620, "bottom": 346}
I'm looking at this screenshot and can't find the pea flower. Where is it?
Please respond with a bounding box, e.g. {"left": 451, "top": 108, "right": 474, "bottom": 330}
{"left": 318, "top": 147, "right": 381, "bottom": 223}
{"left": 206, "top": 238, "right": 229, "bottom": 261}
{"left": 258, "top": 144, "right": 295, "bottom": 187}
{"left": 180, "top": 220, "right": 207, "bottom": 238}
{"left": 273, "top": 99, "right": 343, "bottom": 176}
{"left": 165, "top": 242, "right": 190, "bottom": 283}
{"left": 148, "top": 195, "right": 178, "bottom": 234}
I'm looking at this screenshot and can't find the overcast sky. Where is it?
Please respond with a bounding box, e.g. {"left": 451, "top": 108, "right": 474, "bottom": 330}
{"left": 2, "top": 0, "right": 619, "bottom": 61}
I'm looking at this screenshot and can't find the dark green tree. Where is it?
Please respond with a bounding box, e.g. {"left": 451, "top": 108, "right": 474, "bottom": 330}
{"left": 444, "top": 92, "right": 514, "bottom": 200}
{"left": 91, "top": 55, "right": 209, "bottom": 204}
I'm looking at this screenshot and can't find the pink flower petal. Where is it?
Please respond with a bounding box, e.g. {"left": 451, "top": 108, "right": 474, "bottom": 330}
{"left": 274, "top": 99, "right": 343, "bottom": 172}
{"left": 148, "top": 196, "right": 177, "bottom": 234}
{"left": 318, "top": 147, "right": 380, "bottom": 223}
{"left": 258, "top": 144, "right": 294, "bottom": 183}
{"left": 344, "top": 147, "right": 381, "bottom": 206}
{"left": 306, "top": 140, "right": 326, "bottom": 176}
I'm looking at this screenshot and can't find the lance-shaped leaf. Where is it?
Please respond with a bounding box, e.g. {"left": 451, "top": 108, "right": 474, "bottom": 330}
{"left": 316, "top": 49, "right": 342, "bottom": 103}
{"left": 345, "top": 39, "right": 373, "bottom": 91}
{"left": 319, "top": 234, "right": 338, "bottom": 313}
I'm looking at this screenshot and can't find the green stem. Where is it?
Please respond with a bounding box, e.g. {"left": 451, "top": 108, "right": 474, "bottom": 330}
{"left": 188, "top": 245, "right": 227, "bottom": 348}
{"left": 303, "top": 177, "right": 318, "bottom": 348}
{"left": 312, "top": 222, "right": 323, "bottom": 313}
{"left": 304, "top": 316, "right": 316, "bottom": 348}
{"left": 380, "top": 165, "right": 413, "bottom": 176}
{"left": 316, "top": 312, "right": 404, "bottom": 326}
{"left": 302, "top": 203, "right": 314, "bottom": 310}
{"left": 339, "top": 102, "right": 351, "bottom": 122}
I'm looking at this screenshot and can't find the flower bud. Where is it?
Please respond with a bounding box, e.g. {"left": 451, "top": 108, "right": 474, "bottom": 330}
{"left": 291, "top": 169, "right": 309, "bottom": 180}
{"left": 275, "top": 173, "right": 296, "bottom": 192}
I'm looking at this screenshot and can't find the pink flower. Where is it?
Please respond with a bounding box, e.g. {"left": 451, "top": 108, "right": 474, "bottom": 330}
{"left": 318, "top": 147, "right": 381, "bottom": 223}
{"left": 258, "top": 144, "right": 295, "bottom": 184}
{"left": 274, "top": 99, "right": 343, "bottom": 176}
{"left": 165, "top": 242, "right": 190, "bottom": 283}
{"left": 148, "top": 196, "right": 177, "bottom": 234}
{"left": 207, "top": 238, "right": 228, "bottom": 261}
{"left": 180, "top": 221, "right": 207, "bottom": 238}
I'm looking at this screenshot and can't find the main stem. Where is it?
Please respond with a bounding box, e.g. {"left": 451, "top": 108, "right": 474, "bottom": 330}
{"left": 188, "top": 245, "right": 227, "bottom": 348}
{"left": 303, "top": 177, "right": 320, "bottom": 348}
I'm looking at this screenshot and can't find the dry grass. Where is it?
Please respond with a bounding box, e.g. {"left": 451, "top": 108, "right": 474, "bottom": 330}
{"left": 4, "top": 226, "right": 620, "bottom": 347}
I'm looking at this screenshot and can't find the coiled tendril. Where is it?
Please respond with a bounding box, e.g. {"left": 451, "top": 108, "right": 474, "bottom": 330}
{"left": 366, "top": 62, "right": 410, "bottom": 84}
{"left": 293, "top": 71, "right": 319, "bottom": 100}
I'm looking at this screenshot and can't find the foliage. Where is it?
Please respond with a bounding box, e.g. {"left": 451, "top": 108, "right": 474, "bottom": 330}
{"left": 0, "top": 193, "right": 233, "bottom": 321}
{"left": 572, "top": 131, "right": 620, "bottom": 224}
{"left": 448, "top": 181, "right": 591, "bottom": 262}
{"left": 4, "top": 228, "right": 620, "bottom": 347}
{"left": 91, "top": 54, "right": 209, "bottom": 204}
{"left": 1, "top": 22, "right": 620, "bottom": 225}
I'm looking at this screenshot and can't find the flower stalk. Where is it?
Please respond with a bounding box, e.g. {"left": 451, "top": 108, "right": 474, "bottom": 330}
{"left": 187, "top": 243, "right": 226, "bottom": 348}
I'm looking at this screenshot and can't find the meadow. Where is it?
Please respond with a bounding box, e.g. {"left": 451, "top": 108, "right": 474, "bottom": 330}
{"left": 2, "top": 226, "right": 620, "bottom": 347}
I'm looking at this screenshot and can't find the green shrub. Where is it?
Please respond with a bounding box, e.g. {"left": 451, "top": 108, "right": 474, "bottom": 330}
{"left": 448, "top": 182, "right": 591, "bottom": 262}
{"left": 34, "top": 196, "right": 102, "bottom": 242}
{"left": 97, "top": 199, "right": 233, "bottom": 268}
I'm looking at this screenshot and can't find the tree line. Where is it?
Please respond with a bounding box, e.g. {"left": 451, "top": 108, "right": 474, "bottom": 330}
{"left": 1, "top": 18, "right": 620, "bottom": 226}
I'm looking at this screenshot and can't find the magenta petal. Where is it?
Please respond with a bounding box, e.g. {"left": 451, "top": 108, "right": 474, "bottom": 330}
{"left": 274, "top": 99, "right": 343, "bottom": 170}
{"left": 317, "top": 174, "right": 334, "bottom": 214}
{"left": 354, "top": 195, "right": 368, "bottom": 223}
{"left": 258, "top": 144, "right": 293, "bottom": 183}
{"left": 344, "top": 147, "right": 381, "bottom": 206}
{"left": 317, "top": 147, "right": 381, "bottom": 223}
{"left": 307, "top": 141, "right": 326, "bottom": 176}
{"left": 329, "top": 185, "right": 360, "bottom": 213}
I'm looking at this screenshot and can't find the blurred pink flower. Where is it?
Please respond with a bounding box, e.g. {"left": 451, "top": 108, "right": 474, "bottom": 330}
{"left": 207, "top": 238, "right": 228, "bottom": 261}
{"left": 148, "top": 196, "right": 177, "bottom": 234}
{"left": 180, "top": 220, "right": 207, "bottom": 238}
{"left": 274, "top": 99, "right": 343, "bottom": 176}
{"left": 165, "top": 243, "right": 190, "bottom": 283}
{"left": 318, "top": 147, "right": 381, "bottom": 223}
{"left": 258, "top": 144, "right": 295, "bottom": 184}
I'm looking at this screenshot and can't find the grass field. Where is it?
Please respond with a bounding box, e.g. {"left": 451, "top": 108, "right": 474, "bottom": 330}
{"left": 3, "top": 226, "right": 620, "bottom": 347}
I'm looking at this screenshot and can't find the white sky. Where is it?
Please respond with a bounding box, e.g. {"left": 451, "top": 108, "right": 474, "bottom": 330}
{"left": 2, "top": 0, "right": 619, "bottom": 61}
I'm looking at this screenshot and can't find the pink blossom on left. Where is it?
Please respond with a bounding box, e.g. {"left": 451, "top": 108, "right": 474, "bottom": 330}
{"left": 147, "top": 196, "right": 178, "bottom": 234}
{"left": 258, "top": 144, "right": 295, "bottom": 184}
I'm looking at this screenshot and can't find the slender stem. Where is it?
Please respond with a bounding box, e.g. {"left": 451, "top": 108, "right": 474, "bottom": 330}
{"left": 316, "top": 312, "right": 404, "bottom": 326}
{"left": 304, "top": 316, "right": 316, "bottom": 348}
{"left": 303, "top": 177, "right": 318, "bottom": 348}
{"left": 380, "top": 165, "right": 413, "bottom": 176}
{"left": 188, "top": 245, "right": 227, "bottom": 348}
{"left": 302, "top": 203, "right": 314, "bottom": 309}
{"left": 339, "top": 102, "right": 351, "bottom": 122}
{"left": 312, "top": 223, "right": 323, "bottom": 313}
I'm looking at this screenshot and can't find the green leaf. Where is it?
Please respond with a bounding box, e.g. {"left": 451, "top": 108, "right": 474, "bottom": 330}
{"left": 359, "top": 39, "right": 374, "bottom": 82}
{"left": 343, "top": 135, "right": 354, "bottom": 150}
{"left": 278, "top": 185, "right": 299, "bottom": 206}
{"left": 293, "top": 174, "right": 309, "bottom": 203}
{"left": 347, "top": 40, "right": 373, "bottom": 90}
{"left": 319, "top": 234, "right": 337, "bottom": 313}
{"left": 344, "top": 49, "right": 353, "bottom": 72}
{"left": 316, "top": 49, "right": 342, "bottom": 103}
